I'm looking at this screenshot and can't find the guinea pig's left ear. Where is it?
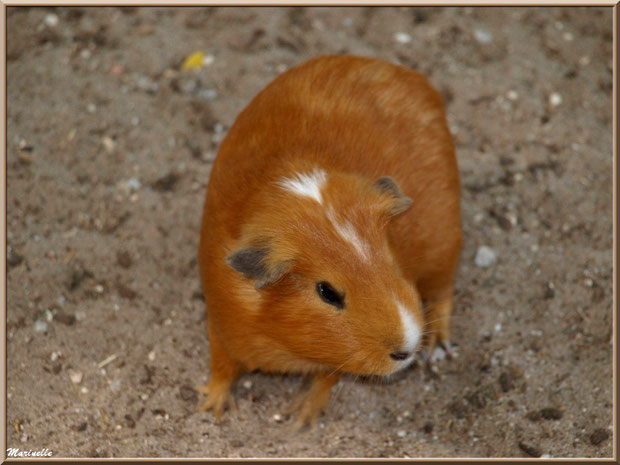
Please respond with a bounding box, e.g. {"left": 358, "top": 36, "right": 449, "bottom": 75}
{"left": 373, "top": 176, "right": 412, "bottom": 216}
{"left": 227, "top": 245, "right": 290, "bottom": 289}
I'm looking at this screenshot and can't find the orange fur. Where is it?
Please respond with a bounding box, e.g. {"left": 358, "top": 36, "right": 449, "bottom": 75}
{"left": 198, "top": 56, "right": 461, "bottom": 426}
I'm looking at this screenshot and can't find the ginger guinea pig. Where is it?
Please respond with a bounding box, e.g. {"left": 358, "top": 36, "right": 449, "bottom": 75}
{"left": 197, "top": 55, "right": 461, "bottom": 427}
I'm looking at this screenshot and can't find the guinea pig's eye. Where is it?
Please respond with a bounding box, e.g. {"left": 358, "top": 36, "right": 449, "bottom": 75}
{"left": 316, "top": 282, "right": 345, "bottom": 309}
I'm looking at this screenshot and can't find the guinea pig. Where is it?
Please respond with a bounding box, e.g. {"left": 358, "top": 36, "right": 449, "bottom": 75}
{"left": 197, "top": 55, "right": 461, "bottom": 428}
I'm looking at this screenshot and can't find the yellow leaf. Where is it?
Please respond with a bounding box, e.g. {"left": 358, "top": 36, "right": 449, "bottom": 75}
{"left": 182, "top": 51, "right": 205, "bottom": 71}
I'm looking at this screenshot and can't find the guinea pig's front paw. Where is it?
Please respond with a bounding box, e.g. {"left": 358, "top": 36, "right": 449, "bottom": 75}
{"left": 422, "top": 296, "right": 454, "bottom": 368}
{"left": 286, "top": 391, "right": 328, "bottom": 431}
{"left": 420, "top": 340, "right": 455, "bottom": 378}
{"left": 424, "top": 339, "right": 453, "bottom": 362}
{"left": 196, "top": 381, "right": 237, "bottom": 420}
{"left": 285, "top": 373, "right": 340, "bottom": 431}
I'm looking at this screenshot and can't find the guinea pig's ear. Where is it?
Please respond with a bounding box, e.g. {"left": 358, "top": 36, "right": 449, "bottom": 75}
{"left": 226, "top": 245, "right": 290, "bottom": 289}
{"left": 373, "top": 176, "right": 412, "bottom": 216}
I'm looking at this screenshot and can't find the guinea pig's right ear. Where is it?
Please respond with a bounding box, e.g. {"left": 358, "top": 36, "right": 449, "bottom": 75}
{"left": 373, "top": 176, "right": 413, "bottom": 216}
{"left": 226, "top": 245, "right": 290, "bottom": 289}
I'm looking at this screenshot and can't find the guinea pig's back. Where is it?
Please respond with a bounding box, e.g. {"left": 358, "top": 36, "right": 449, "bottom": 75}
{"left": 203, "top": 56, "right": 460, "bottom": 292}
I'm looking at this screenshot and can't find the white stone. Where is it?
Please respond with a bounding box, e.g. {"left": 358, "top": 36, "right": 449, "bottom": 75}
{"left": 474, "top": 29, "right": 493, "bottom": 44}
{"left": 102, "top": 136, "right": 116, "bottom": 153}
{"left": 34, "top": 320, "right": 48, "bottom": 333}
{"left": 44, "top": 14, "right": 59, "bottom": 27}
{"left": 69, "top": 369, "right": 83, "bottom": 384}
{"left": 202, "top": 54, "right": 214, "bottom": 66}
{"left": 127, "top": 177, "right": 141, "bottom": 191}
{"left": 394, "top": 32, "right": 412, "bottom": 44}
{"left": 507, "top": 90, "right": 519, "bottom": 101}
{"left": 549, "top": 93, "right": 562, "bottom": 107}
{"left": 475, "top": 246, "right": 496, "bottom": 267}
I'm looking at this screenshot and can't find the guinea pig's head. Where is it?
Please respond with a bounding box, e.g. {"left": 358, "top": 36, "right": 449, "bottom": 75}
{"left": 227, "top": 168, "right": 423, "bottom": 376}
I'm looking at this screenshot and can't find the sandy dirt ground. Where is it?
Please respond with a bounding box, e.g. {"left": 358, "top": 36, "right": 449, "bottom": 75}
{"left": 6, "top": 6, "right": 614, "bottom": 459}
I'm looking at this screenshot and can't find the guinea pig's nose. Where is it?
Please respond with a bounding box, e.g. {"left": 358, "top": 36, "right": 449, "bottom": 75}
{"left": 390, "top": 351, "right": 410, "bottom": 361}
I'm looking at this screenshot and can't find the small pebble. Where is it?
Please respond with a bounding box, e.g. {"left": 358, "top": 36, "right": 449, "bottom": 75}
{"left": 579, "top": 56, "right": 591, "bottom": 66}
{"left": 563, "top": 32, "right": 574, "bottom": 41}
{"left": 242, "top": 380, "right": 253, "bottom": 389}
{"left": 422, "top": 421, "right": 434, "bottom": 434}
{"left": 180, "top": 385, "right": 198, "bottom": 402}
{"left": 109, "top": 380, "right": 121, "bottom": 391}
{"left": 94, "top": 284, "right": 104, "bottom": 294}
{"left": 475, "top": 246, "right": 497, "bottom": 267}
{"left": 474, "top": 29, "right": 493, "bottom": 44}
{"left": 87, "top": 103, "right": 97, "bottom": 113}
{"left": 127, "top": 177, "right": 141, "bottom": 191}
{"left": 549, "top": 93, "right": 562, "bottom": 107}
{"left": 131, "top": 116, "right": 140, "bottom": 126}
{"left": 202, "top": 54, "right": 215, "bottom": 66}
{"left": 394, "top": 32, "right": 412, "bottom": 44}
{"left": 34, "top": 320, "right": 48, "bottom": 333}
{"left": 230, "top": 439, "right": 244, "bottom": 448}
{"left": 506, "top": 90, "right": 519, "bottom": 101}
{"left": 498, "top": 372, "right": 514, "bottom": 392}
{"left": 109, "top": 64, "right": 124, "bottom": 76}
{"left": 80, "top": 386, "right": 89, "bottom": 394}
{"left": 68, "top": 369, "right": 83, "bottom": 384}
{"left": 102, "top": 136, "right": 116, "bottom": 153}
{"left": 44, "top": 13, "right": 59, "bottom": 27}
{"left": 494, "top": 323, "right": 502, "bottom": 332}
{"left": 518, "top": 441, "right": 542, "bottom": 457}
{"left": 397, "top": 430, "right": 407, "bottom": 438}
{"left": 273, "top": 413, "right": 283, "bottom": 422}
{"left": 148, "top": 350, "right": 156, "bottom": 361}
{"left": 200, "top": 89, "right": 218, "bottom": 100}
{"left": 590, "top": 428, "right": 609, "bottom": 445}
{"left": 540, "top": 407, "right": 563, "bottom": 420}
{"left": 80, "top": 49, "right": 91, "bottom": 60}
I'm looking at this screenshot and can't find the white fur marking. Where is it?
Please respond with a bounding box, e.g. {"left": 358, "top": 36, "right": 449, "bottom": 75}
{"left": 277, "top": 169, "right": 327, "bottom": 204}
{"left": 397, "top": 301, "right": 420, "bottom": 353}
{"left": 326, "top": 208, "right": 371, "bottom": 262}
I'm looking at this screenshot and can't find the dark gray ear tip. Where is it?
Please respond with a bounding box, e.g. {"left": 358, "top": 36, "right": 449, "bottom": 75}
{"left": 227, "top": 245, "right": 290, "bottom": 288}
{"left": 226, "top": 247, "right": 268, "bottom": 279}
{"left": 373, "top": 176, "right": 412, "bottom": 215}
{"left": 374, "top": 176, "right": 402, "bottom": 195}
